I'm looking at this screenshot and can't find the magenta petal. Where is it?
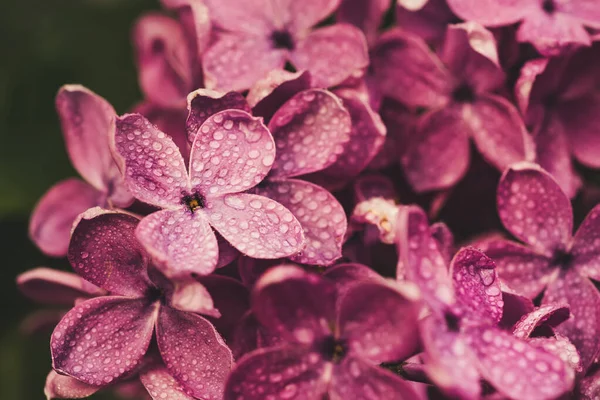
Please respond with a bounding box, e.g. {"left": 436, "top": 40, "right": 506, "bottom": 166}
{"left": 322, "top": 262, "right": 384, "bottom": 298}
{"left": 202, "top": 0, "right": 276, "bottom": 33}
{"left": 44, "top": 370, "right": 100, "bottom": 399}
{"left": 189, "top": 110, "right": 275, "bottom": 195}
{"left": 430, "top": 222, "right": 454, "bottom": 263}
{"left": 396, "top": 0, "right": 457, "bottom": 48}
{"left": 268, "top": 89, "right": 351, "bottom": 179}
{"left": 169, "top": 280, "right": 219, "bottom": 316}
{"left": 338, "top": 281, "right": 420, "bottom": 363}
{"left": 29, "top": 178, "right": 103, "bottom": 257}
{"left": 215, "top": 232, "right": 240, "bottom": 268}
{"left": 252, "top": 265, "right": 336, "bottom": 344}
{"left": 156, "top": 307, "right": 233, "bottom": 399}
{"left": 185, "top": 89, "right": 250, "bottom": 144}
{"left": 69, "top": 210, "right": 152, "bottom": 297}
{"left": 292, "top": 24, "right": 369, "bottom": 89}
{"left": 132, "top": 14, "right": 191, "bottom": 108}
{"left": 17, "top": 267, "right": 101, "bottom": 305}
{"left": 140, "top": 364, "right": 195, "bottom": 400}
{"left": 286, "top": 0, "right": 342, "bottom": 33}
{"left": 51, "top": 296, "right": 157, "bottom": 385}
{"left": 512, "top": 304, "right": 570, "bottom": 339}
{"left": 113, "top": 114, "right": 189, "bottom": 209}
{"left": 445, "top": 0, "right": 524, "bottom": 26}
{"left": 572, "top": 204, "right": 600, "bottom": 280}
{"left": 579, "top": 364, "right": 600, "bottom": 398}
{"left": 352, "top": 197, "right": 399, "bottom": 244}
{"left": 515, "top": 59, "right": 549, "bottom": 117}
{"left": 331, "top": 356, "right": 420, "bottom": 400}
{"left": 528, "top": 334, "right": 582, "bottom": 373}
{"left": 162, "top": 0, "right": 212, "bottom": 57}
{"left": 224, "top": 345, "right": 328, "bottom": 400}
{"left": 517, "top": 12, "right": 591, "bottom": 56}
{"left": 136, "top": 209, "right": 218, "bottom": 278}
{"left": 559, "top": 95, "right": 600, "bottom": 168}
{"left": 256, "top": 179, "right": 346, "bottom": 265}
{"left": 336, "top": 0, "right": 391, "bottom": 45}
{"left": 206, "top": 193, "right": 304, "bottom": 259}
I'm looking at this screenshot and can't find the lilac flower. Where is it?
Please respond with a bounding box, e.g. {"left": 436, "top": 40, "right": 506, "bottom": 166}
{"left": 396, "top": 205, "right": 575, "bottom": 399}
{"left": 201, "top": 0, "right": 369, "bottom": 91}
{"left": 445, "top": 0, "right": 600, "bottom": 56}
{"left": 112, "top": 107, "right": 305, "bottom": 278}
{"left": 479, "top": 162, "right": 600, "bottom": 371}
{"left": 371, "top": 23, "right": 533, "bottom": 192}
{"left": 29, "top": 85, "right": 132, "bottom": 257}
{"left": 51, "top": 209, "right": 233, "bottom": 398}
{"left": 224, "top": 264, "right": 421, "bottom": 399}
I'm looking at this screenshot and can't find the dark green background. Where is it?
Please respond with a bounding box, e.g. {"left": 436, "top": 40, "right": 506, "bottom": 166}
{"left": 1, "top": 0, "right": 156, "bottom": 398}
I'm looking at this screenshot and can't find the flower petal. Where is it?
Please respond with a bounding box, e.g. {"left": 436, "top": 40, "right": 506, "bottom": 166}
{"left": 202, "top": 0, "right": 276, "bottom": 34}
{"left": 68, "top": 210, "right": 152, "bottom": 297}
{"left": 291, "top": 24, "right": 369, "bottom": 88}
{"left": 29, "top": 178, "right": 104, "bottom": 257}
{"left": 336, "top": 0, "right": 391, "bottom": 45}
{"left": 579, "top": 364, "right": 600, "bottom": 399}
{"left": 230, "top": 310, "right": 282, "bottom": 359}
{"left": 338, "top": 281, "right": 420, "bottom": 363}
{"left": 140, "top": 363, "right": 195, "bottom": 400}
{"left": 252, "top": 265, "right": 336, "bottom": 344}
{"left": 396, "top": 0, "right": 457, "bottom": 48}
{"left": 17, "top": 267, "right": 102, "bottom": 305}
{"left": 136, "top": 209, "right": 218, "bottom": 278}
{"left": 286, "top": 0, "right": 342, "bottom": 33}
{"left": 528, "top": 334, "right": 582, "bottom": 373}
{"left": 322, "top": 262, "right": 384, "bottom": 297}
{"left": 113, "top": 113, "right": 189, "bottom": 209}
{"left": 430, "top": 222, "right": 454, "bottom": 264}
{"left": 513, "top": 304, "right": 570, "bottom": 339}
{"left": 268, "top": 89, "right": 351, "bottom": 179}
{"left": 206, "top": 193, "right": 304, "bottom": 259}
{"left": 353, "top": 174, "right": 397, "bottom": 203}
{"left": 156, "top": 307, "right": 233, "bottom": 399}
{"left": 497, "top": 162, "right": 573, "bottom": 253}
{"left": 256, "top": 179, "right": 346, "bottom": 266}
{"left": 169, "top": 279, "right": 219, "bottom": 316}
{"left": 559, "top": 95, "right": 600, "bottom": 169}
{"left": 51, "top": 296, "right": 157, "bottom": 385}
{"left": 44, "top": 370, "right": 100, "bottom": 399}
{"left": 572, "top": 204, "right": 600, "bottom": 281}
{"left": 445, "top": 0, "right": 525, "bottom": 26}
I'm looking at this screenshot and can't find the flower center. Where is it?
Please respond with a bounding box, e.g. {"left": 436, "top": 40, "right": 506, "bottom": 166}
{"left": 181, "top": 192, "right": 205, "bottom": 213}
{"left": 452, "top": 83, "right": 475, "bottom": 103}
{"left": 271, "top": 30, "right": 295, "bottom": 50}
{"left": 542, "top": 0, "right": 556, "bottom": 14}
{"left": 444, "top": 311, "right": 461, "bottom": 333}
{"left": 319, "top": 335, "right": 347, "bottom": 363}
{"left": 551, "top": 248, "right": 573, "bottom": 270}
{"left": 146, "top": 286, "right": 166, "bottom": 304}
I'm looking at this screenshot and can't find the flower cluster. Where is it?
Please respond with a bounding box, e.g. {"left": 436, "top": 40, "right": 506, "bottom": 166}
{"left": 17, "top": 0, "right": 600, "bottom": 399}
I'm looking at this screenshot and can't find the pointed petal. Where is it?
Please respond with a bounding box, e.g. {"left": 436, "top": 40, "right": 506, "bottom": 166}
{"left": 136, "top": 209, "right": 218, "bottom": 278}
{"left": 224, "top": 345, "right": 328, "bottom": 400}
{"left": 206, "top": 193, "right": 304, "bottom": 259}
{"left": 517, "top": 12, "right": 591, "bottom": 56}
{"left": 17, "top": 267, "right": 101, "bottom": 305}
{"left": 292, "top": 24, "right": 369, "bottom": 88}
{"left": 572, "top": 204, "right": 600, "bottom": 280}
{"left": 255, "top": 179, "right": 346, "bottom": 266}
{"left": 69, "top": 210, "right": 152, "bottom": 296}
{"left": 185, "top": 89, "right": 250, "bottom": 144}
{"left": 169, "top": 279, "right": 219, "bottom": 316}
{"left": 515, "top": 59, "right": 549, "bottom": 117}
{"left": 338, "top": 281, "right": 420, "bottom": 363}
{"left": 252, "top": 265, "right": 336, "bottom": 344}
{"left": 113, "top": 114, "right": 189, "bottom": 209}
{"left": 336, "top": 0, "right": 391, "bottom": 45}
{"left": 268, "top": 89, "right": 351, "bottom": 179}
{"left": 156, "top": 307, "right": 233, "bottom": 399}
{"left": 44, "top": 370, "right": 100, "bottom": 399}
{"left": 445, "top": 0, "right": 525, "bottom": 26}
{"left": 29, "top": 178, "right": 104, "bottom": 257}
{"left": 189, "top": 110, "right": 275, "bottom": 195}
{"left": 140, "top": 364, "right": 195, "bottom": 400}
{"left": 331, "top": 356, "right": 420, "bottom": 399}
{"left": 51, "top": 296, "right": 157, "bottom": 385}
{"left": 512, "top": 304, "right": 571, "bottom": 339}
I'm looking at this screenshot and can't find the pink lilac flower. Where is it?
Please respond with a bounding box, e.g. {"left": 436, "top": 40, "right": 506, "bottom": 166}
{"left": 445, "top": 0, "right": 600, "bottom": 56}
{"left": 479, "top": 162, "right": 600, "bottom": 371}
{"left": 224, "top": 264, "right": 421, "bottom": 399}
{"left": 371, "top": 22, "right": 533, "bottom": 192}
{"left": 201, "top": 0, "right": 369, "bottom": 91}
{"left": 51, "top": 209, "right": 233, "bottom": 399}
{"left": 29, "top": 85, "right": 133, "bottom": 257}
{"left": 396, "top": 204, "right": 575, "bottom": 399}
{"left": 112, "top": 107, "right": 305, "bottom": 278}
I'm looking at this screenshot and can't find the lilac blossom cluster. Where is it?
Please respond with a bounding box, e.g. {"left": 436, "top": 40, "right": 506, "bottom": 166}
{"left": 16, "top": 0, "right": 600, "bottom": 399}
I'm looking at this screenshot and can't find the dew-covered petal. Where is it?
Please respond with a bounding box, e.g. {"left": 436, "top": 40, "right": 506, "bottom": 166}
{"left": 544, "top": 270, "right": 600, "bottom": 371}
{"left": 468, "top": 327, "right": 575, "bottom": 400}
{"left": 268, "top": 89, "right": 351, "bottom": 179}
{"left": 132, "top": 14, "right": 191, "bottom": 108}
{"left": 512, "top": 304, "right": 570, "bottom": 339}
{"left": 572, "top": 204, "right": 600, "bottom": 280}
{"left": 445, "top": 0, "right": 525, "bottom": 26}
{"left": 136, "top": 209, "right": 218, "bottom": 278}
{"left": 17, "top": 267, "right": 102, "bottom": 305}
{"left": 44, "top": 370, "right": 100, "bottom": 399}
{"left": 286, "top": 0, "right": 342, "bottom": 33}
{"left": 528, "top": 334, "right": 582, "bottom": 373}
{"left": 338, "top": 281, "right": 420, "bottom": 363}
{"left": 401, "top": 108, "right": 470, "bottom": 192}
{"left": 579, "top": 365, "right": 600, "bottom": 399}
{"left": 252, "top": 265, "right": 336, "bottom": 344}
{"left": 68, "top": 210, "right": 152, "bottom": 297}
{"left": 291, "top": 24, "right": 369, "bottom": 89}
{"left": 140, "top": 364, "right": 195, "bottom": 400}
{"left": 51, "top": 296, "right": 157, "bottom": 386}
{"left": 370, "top": 28, "right": 450, "bottom": 109}
{"left": 157, "top": 306, "right": 233, "bottom": 400}
{"left": 481, "top": 239, "right": 554, "bottom": 299}
{"left": 113, "top": 114, "right": 189, "bottom": 209}
{"left": 206, "top": 193, "right": 304, "bottom": 259}
{"left": 336, "top": 0, "right": 391, "bottom": 45}
{"left": 202, "top": 34, "right": 287, "bottom": 92}
{"left": 450, "top": 247, "right": 503, "bottom": 328}
{"left": 29, "top": 178, "right": 104, "bottom": 257}
{"left": 185, "top": 89, "right": 250, "bottom": 143}
{"left": 224, "top": 345, "right": 329, "bottom": 400}
{"left": 497, "top": 162, "right": 573, "bottom": 253}
{"left": 255, "top": 179, "right": 346, "bottom": 266}
{"left": 189, "top": 110, "right": 275, "bottom": 196}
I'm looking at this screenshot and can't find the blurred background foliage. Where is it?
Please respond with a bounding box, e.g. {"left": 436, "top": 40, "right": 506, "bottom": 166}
{"left": 0, "top": 0, "right": 157, "bottom": 398}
